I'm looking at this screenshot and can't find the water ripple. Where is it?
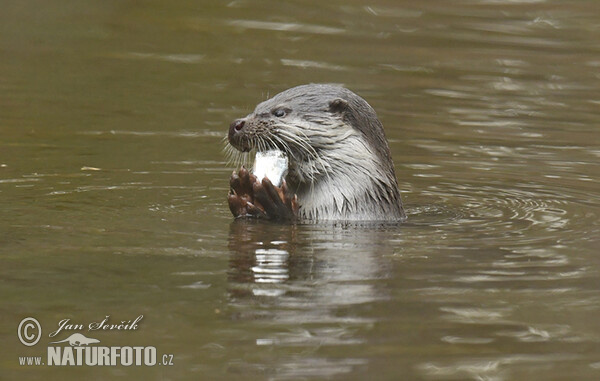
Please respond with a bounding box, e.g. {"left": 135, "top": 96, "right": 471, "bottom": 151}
{"left": 226, "top": 19, "right": 344, "bottom": 35}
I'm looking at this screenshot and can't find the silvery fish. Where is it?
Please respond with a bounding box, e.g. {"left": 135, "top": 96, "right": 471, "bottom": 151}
{"left": 252, "top": 150, "right": 288, "bottom": 187}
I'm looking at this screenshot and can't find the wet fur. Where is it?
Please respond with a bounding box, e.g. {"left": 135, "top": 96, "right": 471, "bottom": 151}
{"left": 227, "top": 84, "right": 405, "bottom": 221}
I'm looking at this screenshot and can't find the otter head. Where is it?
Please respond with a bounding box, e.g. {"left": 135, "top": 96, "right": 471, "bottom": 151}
{"left": 228, "top": 84, "right": 405, "bottom": 221}
{"left": 228, "top": 84, "right": 354, "bottom": 155}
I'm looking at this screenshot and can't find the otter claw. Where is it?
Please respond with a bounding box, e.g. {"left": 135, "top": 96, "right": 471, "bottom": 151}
{"left": 245, "top": 201, "right": 266, "bottom": 218}
{"left": 227, "top": 167, "right": 297, "bottom": 222}
{"left": 256, "top": 178, "right": 294, "bottom": 221}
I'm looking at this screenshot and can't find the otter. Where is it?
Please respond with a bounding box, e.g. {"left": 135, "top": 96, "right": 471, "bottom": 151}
{"left": 227, "top": 84, "right": 405, "bottom": 222}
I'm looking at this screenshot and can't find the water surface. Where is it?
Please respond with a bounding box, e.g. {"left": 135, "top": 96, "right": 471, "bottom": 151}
{"left": 1, "top": 0, "right": 599, "bottom": 379}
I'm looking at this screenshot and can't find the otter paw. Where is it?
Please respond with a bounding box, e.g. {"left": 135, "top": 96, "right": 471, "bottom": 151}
{"left": 227, "top": 167, "right": 298, "bottom": 222}
{"left": 228, "top": 167, "right": 265, "bottom": 218}
{"left": 252, "top": 177, "right": 298, "bottom": 222}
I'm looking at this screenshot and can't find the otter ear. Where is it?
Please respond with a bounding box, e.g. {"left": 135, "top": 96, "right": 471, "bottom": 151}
{"left": 328, "top": 98, "right": 348, "bottom": 114}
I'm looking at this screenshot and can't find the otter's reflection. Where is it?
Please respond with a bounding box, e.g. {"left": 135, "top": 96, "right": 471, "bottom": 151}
{"left": 227, "top": 220, "right": 299, "bottom": 291}
{"left": 227, "top": 220, "right": 398, "bottom": 378}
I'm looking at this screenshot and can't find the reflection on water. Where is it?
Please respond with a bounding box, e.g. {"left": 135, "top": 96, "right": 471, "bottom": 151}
{"left": 227, "top": 221, "right": 395, "bottom": 378}
{"left": 1, "top": 0, "right": 600, "bottom": 379}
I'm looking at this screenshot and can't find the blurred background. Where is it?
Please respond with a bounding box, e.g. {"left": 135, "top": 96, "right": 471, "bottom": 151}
{"left": 1, "top": 0, "right": 599, "bottom": 379}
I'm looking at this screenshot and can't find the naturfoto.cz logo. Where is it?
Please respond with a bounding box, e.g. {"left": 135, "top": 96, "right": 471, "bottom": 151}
{"left": 17, "top": 316, "right": 174, "bottom": 367}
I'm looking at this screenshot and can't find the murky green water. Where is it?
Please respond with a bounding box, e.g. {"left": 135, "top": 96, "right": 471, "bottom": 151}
{"left": 2, "top": 0, "right": 599, "bottom": 379}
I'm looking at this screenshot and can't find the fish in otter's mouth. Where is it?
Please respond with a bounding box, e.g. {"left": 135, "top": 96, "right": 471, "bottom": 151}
{"left": 226, "top": 83, "right": 406, "bottom": 222}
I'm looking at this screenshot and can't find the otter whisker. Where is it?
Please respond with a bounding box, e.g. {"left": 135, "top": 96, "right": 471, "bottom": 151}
{"left": 223, "top": 142, "right": 251, "bottom": 168}
{"left": 278, "top": 127, "right": 332, "bottom": 183}
{"left": 276, "top": 128, "right": 316, "bottom": 159}
{"left": 269, "top": 134, "right": 291, "bottom": 155}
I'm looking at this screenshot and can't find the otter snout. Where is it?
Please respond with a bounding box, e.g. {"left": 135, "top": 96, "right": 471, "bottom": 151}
{"left": 228, "top": 117, "right": 251, "bottom": 152}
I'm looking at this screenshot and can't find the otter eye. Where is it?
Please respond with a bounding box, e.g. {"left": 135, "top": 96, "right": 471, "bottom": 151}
{"left": 272, "top": 109, "right": 286, "bottom": 118}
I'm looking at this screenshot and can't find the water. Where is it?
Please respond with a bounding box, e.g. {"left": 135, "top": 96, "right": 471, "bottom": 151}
{"left": 1, "top": 0, "right": 599, "bottom": 379}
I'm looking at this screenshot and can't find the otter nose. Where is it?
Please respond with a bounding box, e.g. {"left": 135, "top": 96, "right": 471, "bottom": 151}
{"left": 229, "top": 118, "right": 246, "bottom": 143}
{"left": 228, "top": 118, "right": 246, "bottom": 141}
{"left": 233, "top": 119, "right": 245, "bottom": 131}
